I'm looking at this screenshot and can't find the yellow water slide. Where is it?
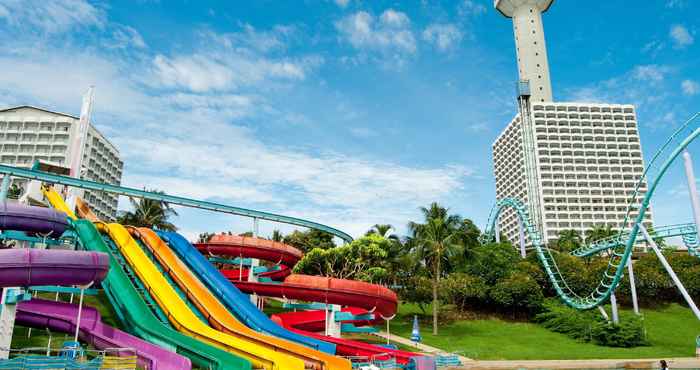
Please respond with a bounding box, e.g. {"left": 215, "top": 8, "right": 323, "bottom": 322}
{"left": 99, "top": 222, "right": 305, "bottom": 370}
{"left": 41, "top": 185, "right": 77, "bottom": 219}
{"left": 130, "top": 227, "right": 352, "bottom": 370}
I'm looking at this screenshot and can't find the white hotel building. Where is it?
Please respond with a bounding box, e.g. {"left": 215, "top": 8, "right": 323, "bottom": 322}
{"left": 0, "top": 105, "right": 123, "bottom": 220}
{"left": 492, "top": 0, "right": 653, "bottom": 245}
{"left": 493, "top": 103, "right": 653, "bottom": 244}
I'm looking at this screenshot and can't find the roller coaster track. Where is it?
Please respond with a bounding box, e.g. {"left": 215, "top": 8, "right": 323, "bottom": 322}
{"left": 481, "top": 112, "right": 700, "bottom": 310}
{"left": 570, "top": 222, "right": 698, "bottom": 257}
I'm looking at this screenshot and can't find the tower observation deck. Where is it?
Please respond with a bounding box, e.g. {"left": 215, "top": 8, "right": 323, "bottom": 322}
{"left": 495, "top": 0, "right": 554, "bottom": 103}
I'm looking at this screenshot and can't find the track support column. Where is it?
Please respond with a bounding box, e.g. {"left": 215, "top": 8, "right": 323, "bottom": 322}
{"left": 495, "top": 220, "right": 501, "bottom": 243}
{"left": 0, "top": 175, "right": 10, "bottom": 201}
{"left": 627, "top": 257, "right": 640, "bottom": 315}
{"left": 610, "top": 292, "right": 619, "bottom": 324}
{"left": 640, "top": 223, "right": 700, "bottom": 320}
{"left": 683, "top": 150, "right": 700, "bottom": 250}
{"left": 248, "top": 217, "right": 260, "bottom": 307}
{"left": 518, "top": 217, "right": 526, "bottom": 258}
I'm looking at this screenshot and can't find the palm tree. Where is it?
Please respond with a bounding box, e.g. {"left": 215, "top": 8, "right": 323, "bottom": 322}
{"left": 271, "top": 230, "right": 283, "bottom": 242}
{"left": 366, "top": 224, "right": 399, "bottom": 241}
{"left": 585, "top": 224, "right": 616, "bottom": 244}
{"left": 7, "top": 183, "right": 22, "bottom": 200}
{"left": 409, "top": 202, "right": 463, "bottom": 335}
{"left": 117, "top": 191, "right": 178, "bottom": 231}
{"left": 554, "top": 229, "right": 583, "bottom": 252}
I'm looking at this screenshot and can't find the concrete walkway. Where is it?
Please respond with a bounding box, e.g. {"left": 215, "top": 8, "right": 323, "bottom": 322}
{"left": 370, "top": 331, "right": 472, "bottom": 363}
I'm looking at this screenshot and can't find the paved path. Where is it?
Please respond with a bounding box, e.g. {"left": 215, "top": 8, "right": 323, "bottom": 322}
{"left": 370, "top": 331, "right": 472, "bottom": 363}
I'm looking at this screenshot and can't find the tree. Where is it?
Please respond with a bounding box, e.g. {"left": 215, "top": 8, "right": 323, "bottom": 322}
{"left": 117, "top": 190, "right": 178, "bottom": 231}
{"left": 293, "top": 234, "right": 390, "bottom": 282}
{"left": 271, "top": 230, "right": 283, "bottom": 242}
{"left": 409, "top": 202, "right": 463, "bottom": 335}
{"left": 283, "top": 229, "right": 336, "bottom": 253}
{"left": 552, "top": 229, "right": 583, "bottom": 252}
{"left": 7, "top": 183, "right": 22, "bottom": 200}
{"left": 456, "top": 218, "right": 482, "bottom": 262}
{"left": 197, "top": 232, "right": 214, "bottom": 243}
{"left": 366, "top": 224, "right": 399, "bottom": 242}
{"left": 489, "top": 272, "right": 544, "bottom": 316}
{"left": 585, "top": 224, "right": 616, "bottom": 244}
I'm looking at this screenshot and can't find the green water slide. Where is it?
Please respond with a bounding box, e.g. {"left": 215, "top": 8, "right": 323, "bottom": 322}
{"left": 72, "top": 219, "right": 250, "bottom": 370}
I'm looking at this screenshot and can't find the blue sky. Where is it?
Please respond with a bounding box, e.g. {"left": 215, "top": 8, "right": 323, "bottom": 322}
{"left": 0, "top": 0, "right": 698, "bottom": 240}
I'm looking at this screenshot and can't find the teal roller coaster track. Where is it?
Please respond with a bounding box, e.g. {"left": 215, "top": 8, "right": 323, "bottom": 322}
{"left": 482, "top": 112, "right": 700, "bottom": 310}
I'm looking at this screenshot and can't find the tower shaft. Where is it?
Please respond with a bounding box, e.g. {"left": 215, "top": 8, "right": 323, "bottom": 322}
{"left": 497, "top": 0, "right": 554, "bottom": 102}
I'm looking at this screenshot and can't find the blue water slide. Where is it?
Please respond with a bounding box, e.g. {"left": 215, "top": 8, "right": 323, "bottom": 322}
{"left": 157, "top": 231, "right": 336, "bottom": 354}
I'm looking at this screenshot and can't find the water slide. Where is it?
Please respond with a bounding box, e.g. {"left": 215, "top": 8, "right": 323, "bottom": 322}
{"left": 167, "top": 233, "right": 432, "bottom": 369}
{"left": 42, "top": 186, "right": 250, "bottom": 370}
{"left": 0, "top": 216, "right": 190, "bottom": 369}
{"left": 0, "top": 248, "right": 108, "bottom": 287}
{"left": 158, "top": 231, "right": 336, "bottom": 354}
{"left": 132, "top": 227, "right": 352, "bottom": 370}
{"left": 98, "top": 222, "right": 304, "bottom": 370}
{"left": 0, "top": 201, "right": 69, "bottom": 235}
{"left": 16, "top": 299, "right": 191, "bottom": 370}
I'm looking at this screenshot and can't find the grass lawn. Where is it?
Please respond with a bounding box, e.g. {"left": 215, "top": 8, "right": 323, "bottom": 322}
{"left": 389, "top": 303, "right": 700, "bottom": 360}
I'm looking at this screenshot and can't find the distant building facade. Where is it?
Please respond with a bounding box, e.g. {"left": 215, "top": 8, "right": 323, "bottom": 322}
{"left": 0, "top": 106, "right": 122, "bottom": 220}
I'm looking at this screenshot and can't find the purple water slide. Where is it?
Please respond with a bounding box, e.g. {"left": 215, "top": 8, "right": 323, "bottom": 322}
{"left": 0, "top": 248, "right": 109, "bottom": 287}
{"left": 17, "top": 299, "right": 191, "bottom": 370}
{"left": 0, "top": 201, "right": 69, "bottom": 236}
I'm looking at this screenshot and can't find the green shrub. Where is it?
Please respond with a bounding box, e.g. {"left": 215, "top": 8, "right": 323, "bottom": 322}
{"left": 467, "top": 243, "right": 519, "bottom": 285}
{"left": 535, "top": 299, "right": 648, "bottom": 347}
{"left": 534, "top": 299, "right": 594, "bottom": 341}
{"left": 440, "top": 273, "right": 488, "bottom": 310}
{"left": 489, "top": 272, "right": 544, "bottom": 314}
{"left": 590, "top": 315, "right": 648, "bottom": 347}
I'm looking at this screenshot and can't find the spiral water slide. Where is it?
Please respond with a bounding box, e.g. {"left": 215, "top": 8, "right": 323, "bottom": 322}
{"left": 191, "top": 234, "right": 431, "bottom": 368}
{"left": 42, "top": 187, "right": 250, "bottom": 370}
{"left": 482, "top": 112, "right": 700, "bottom": 310}
{"left": 0, "top": 204, "right": 191, "bottom": 370}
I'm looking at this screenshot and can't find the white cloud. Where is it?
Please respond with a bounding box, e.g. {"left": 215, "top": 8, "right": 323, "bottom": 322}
{"left": 670, "top": 24, "right": 694, "bottom": 48}
{"left": 152, "top": 54, "right": 236, "bottom": 92}
{"left": 0, "top": 0, "right": 104, "bottom": 34}
{"left": 682, "top": 80, "right": 699, "bottom": 96}
{"left": 379, "top": 9, "right": 410, "bottom": 28}
{"left": 110, "top": 25, "right": 146, "bottom": 49}
{"left": 150, "top": 40, "right": 321, "bottom": 93}
{"left": 335, "top": 9, "right": 417, "bottom": 59}
{"left": 334, "top": 0, "right": 351, "bottom": 8}
{"left": 458, "top": 0, "right": 487, "bottom": 16}
{"left": 632, "top": 64, "right": 669, "bottom": 83}
{"left": 422, "top": 23, "right": 463, "bottom": 51}
{"left": 641, "top": 40, "right": 664, "bottom": 57}
{"left": 666, "top": 0, "right": 688, "bottom": 8}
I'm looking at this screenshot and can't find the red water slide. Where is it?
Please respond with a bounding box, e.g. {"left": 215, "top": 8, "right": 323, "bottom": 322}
{"left": 195, "top": 235, "right": 420, "bottom": 364}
